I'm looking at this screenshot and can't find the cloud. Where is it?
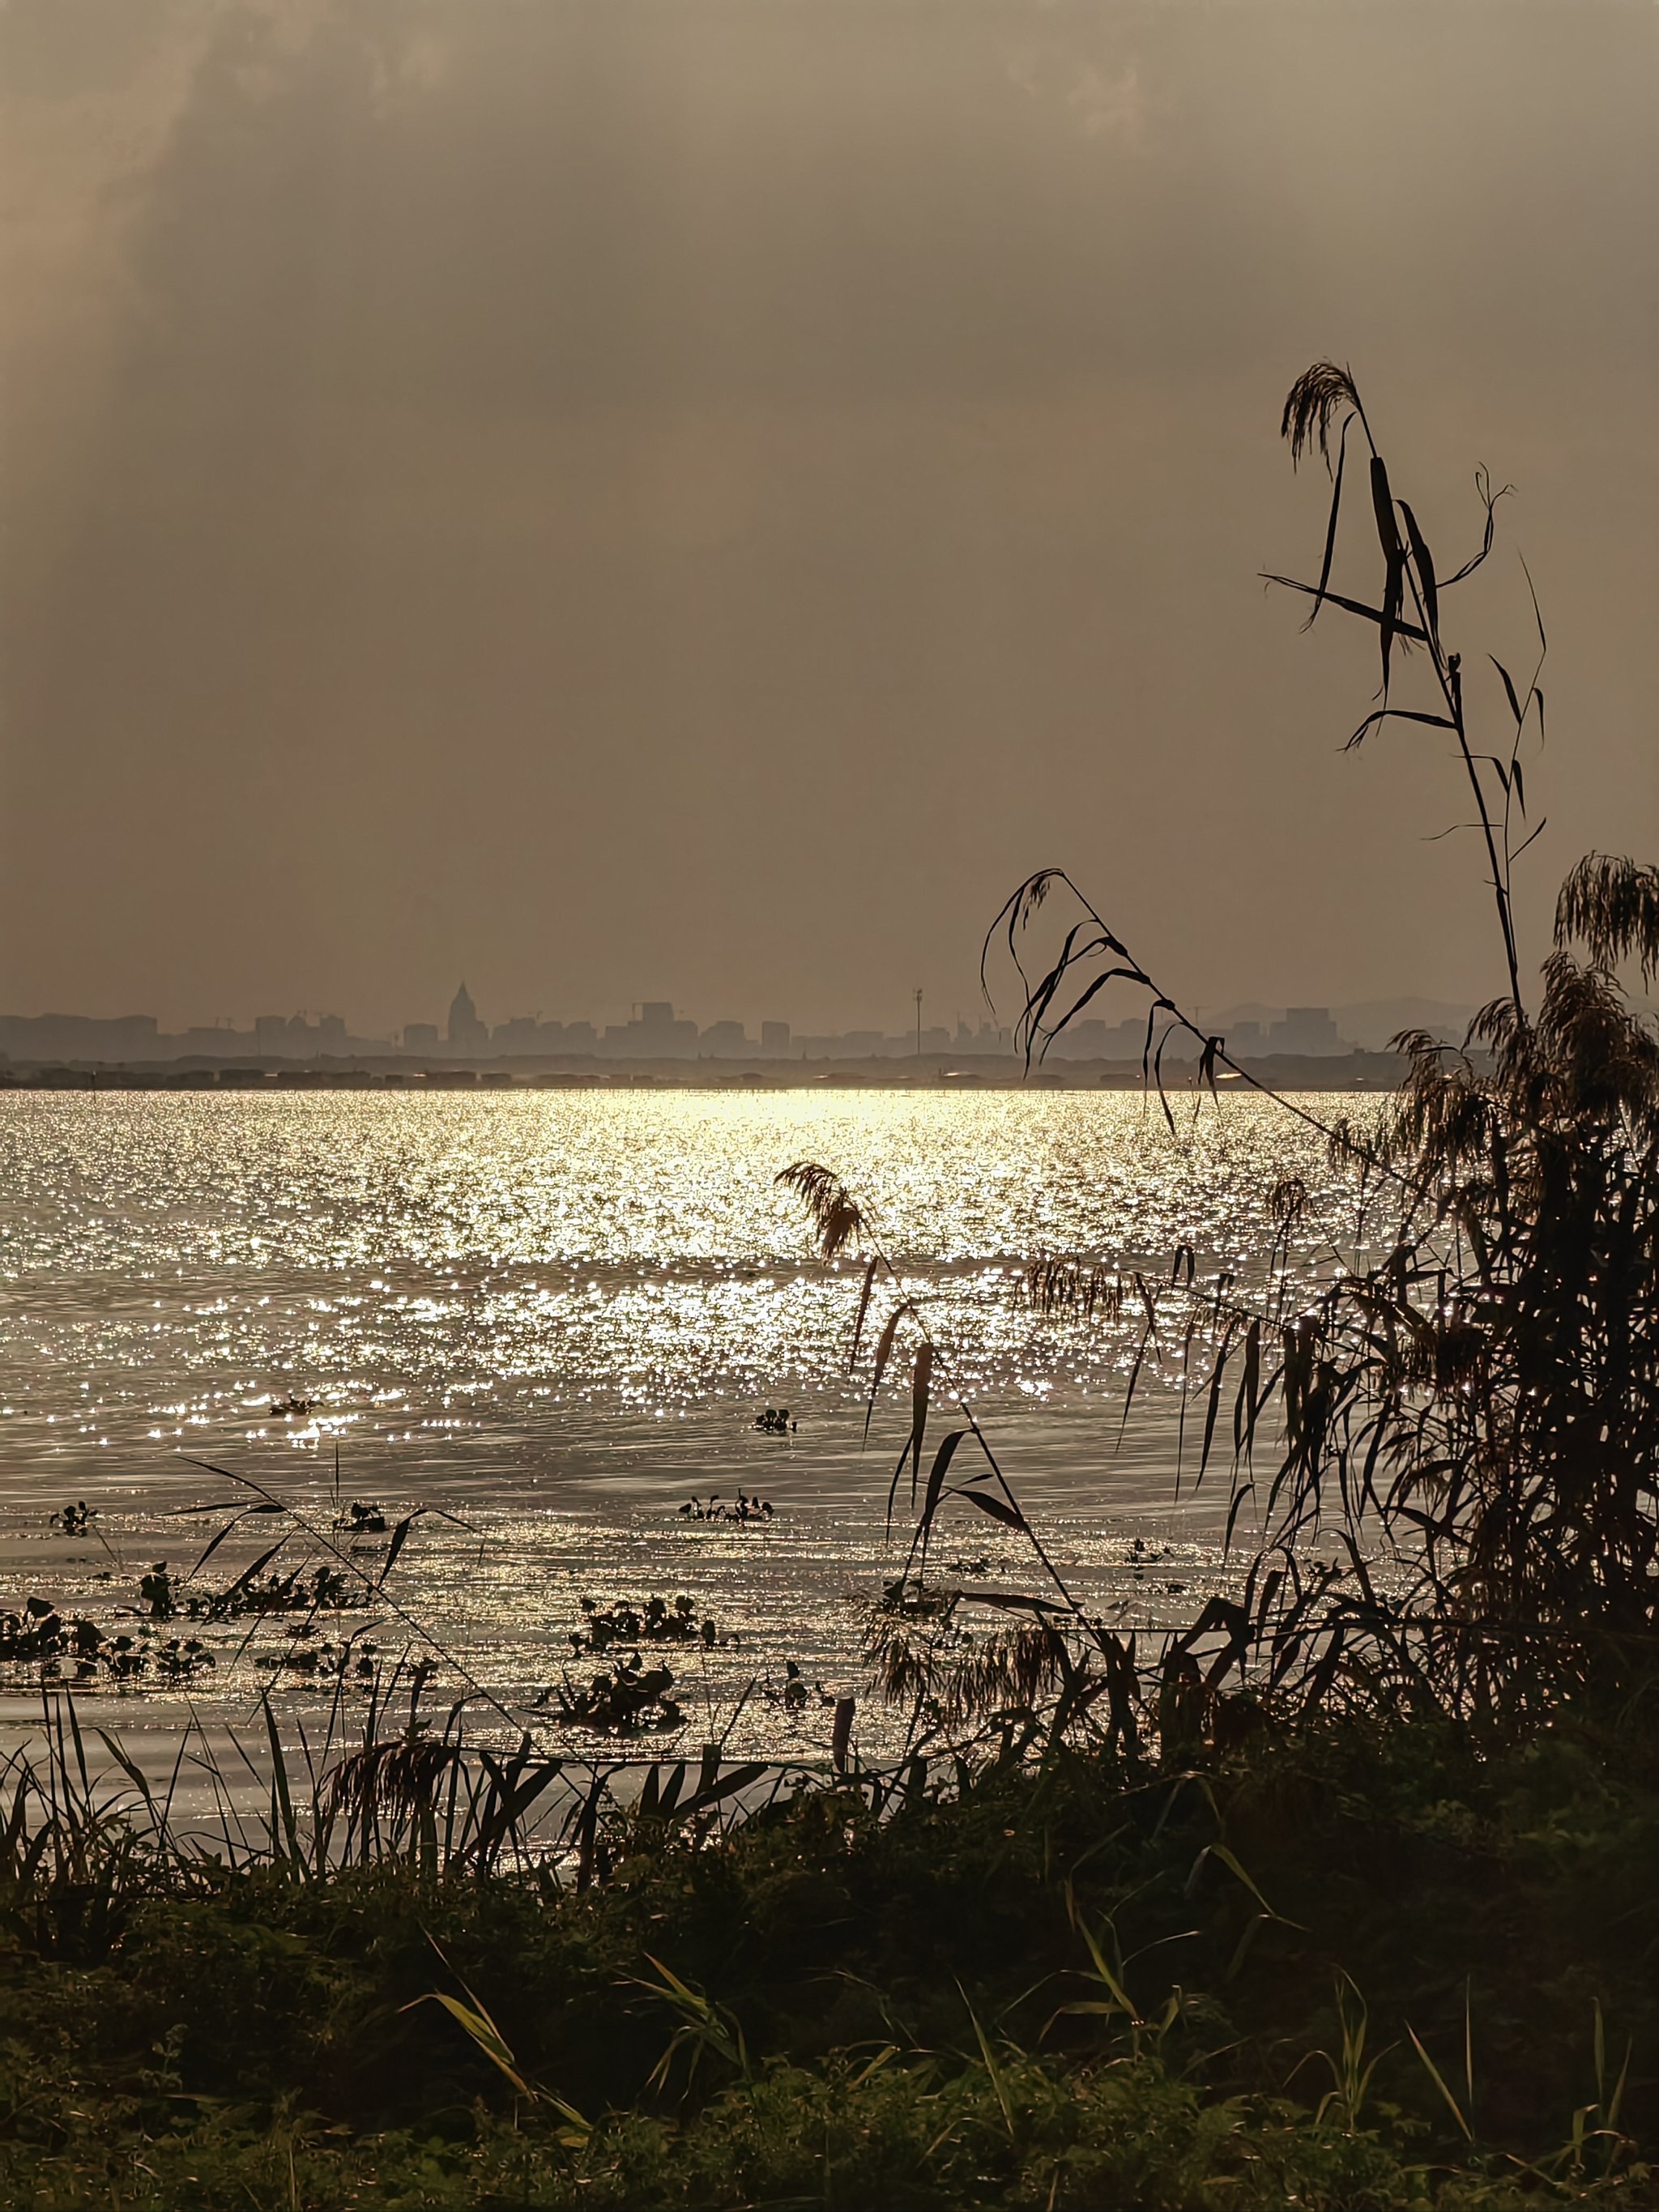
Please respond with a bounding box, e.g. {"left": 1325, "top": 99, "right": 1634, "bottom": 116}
{"left": 1, "top": 0, "right": 1654, "bottom": 1027}
{"left": 1067, "top": 60, "right": 1147, "bottom": 144}
{"left": 1005, "top": 31, "right": 1154, "bottom": 151}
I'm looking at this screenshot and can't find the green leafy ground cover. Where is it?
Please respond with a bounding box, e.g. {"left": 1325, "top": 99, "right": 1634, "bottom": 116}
{"left": 2, "top": 1704, "right": 1654, "bottom": 2208}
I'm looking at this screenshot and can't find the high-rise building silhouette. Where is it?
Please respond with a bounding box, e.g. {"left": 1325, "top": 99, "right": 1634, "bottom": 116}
{"left": 447, "top": 982, "right": 488, "bottom": 1053}
{"left": 1268, "top": 1006, "right": 1342, "bottom": 1055}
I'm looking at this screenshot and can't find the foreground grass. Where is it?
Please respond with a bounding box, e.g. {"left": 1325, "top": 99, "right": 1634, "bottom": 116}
{"left": 2, "top": 1704, "right": 1657, "bottom": 2209}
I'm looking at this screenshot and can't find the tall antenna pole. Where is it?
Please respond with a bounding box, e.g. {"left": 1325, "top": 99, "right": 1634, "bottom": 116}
{"left": 914, "top": 986, "right": 923, "bottom": 1059}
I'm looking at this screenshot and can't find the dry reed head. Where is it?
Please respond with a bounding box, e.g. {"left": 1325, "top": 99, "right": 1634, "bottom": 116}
{"left": 1281, "top": 360, "right": 1360, "bottom": 471}
{"left": 321, "top": 1733, "right": 463, "bottom": 1835}
{"left": 774, "top": 1161, "right": 867, "bottom": 1259}
{"left": 865, "top": 1600, "right": 1069, "bottom": 1733}
{"left": 1021, "top": 1259, "right": 1123, "bottom": 1323}
{"left": 1555, "top": 855, "right": 1659, "bottom": 986}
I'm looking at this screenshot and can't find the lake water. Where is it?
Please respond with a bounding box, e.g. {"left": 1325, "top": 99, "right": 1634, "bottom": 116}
{"left": 0, "top": 1089, "right": 1372, "bottom": 1771}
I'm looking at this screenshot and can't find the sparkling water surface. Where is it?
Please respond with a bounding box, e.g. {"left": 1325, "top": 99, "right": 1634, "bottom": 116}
{"left": 0, "top": 1089, "right": 1373, "bottom": 1771}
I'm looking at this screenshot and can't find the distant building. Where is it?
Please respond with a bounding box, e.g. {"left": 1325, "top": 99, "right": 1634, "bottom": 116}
{"left": 954, "top": 1017, "right": 1009, "bottom": 1051}
{"left": 760, "top": 1021, "right": 791, "bottom": 1053}
{"left": 249, "top": 1012, "right": 352, "bottom": 1058}
{"left": 701, "top": 1020, "right": 748, "bottom": 1054}
{"left": 1049, "top": 1016, "right": 1145, "bottom": 1059}
{"left": 1056, "top": 1018, "right": 1109, "bottom": 1055}
{"left": 403, "top": 1023, "right": 439, "bottom": 1051}
{"left": 638, "top": 1004, "right": 697, "bottom": 1051}
{"left": 1268, "top": 1006, "right": 1342, "bottom": 1055}
{"left": 492, "top": 1016, "right": 543, "bottom": 1052}
{"left": 447, "top": 983, "right": 488, "bottom": 1054}
{"left": 604, "top": 1003, "right": 699, "bottom": 1055}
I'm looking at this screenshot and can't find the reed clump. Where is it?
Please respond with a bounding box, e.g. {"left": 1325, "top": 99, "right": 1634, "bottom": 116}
{"left": 843, "top": 360, "right": 1659, "bottom": 1742}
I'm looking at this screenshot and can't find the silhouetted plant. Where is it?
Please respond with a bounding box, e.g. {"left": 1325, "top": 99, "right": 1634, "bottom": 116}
{"left": 992, "top": 367, "right": 1657, "bottom": 1720}
{"left": 784, "top": 365, "right": 1657, "bottom": 1732}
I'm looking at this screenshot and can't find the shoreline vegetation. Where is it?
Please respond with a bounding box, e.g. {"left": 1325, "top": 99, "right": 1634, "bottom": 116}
{"left": 0, "top": 1051, "right": 1413, "bottom": 1092}
{"left": 3, "top": 368, "right": 1656, "bottom": 2208}
{"left": 0, "top": 1690, "right": 1654, "bottom": 2208}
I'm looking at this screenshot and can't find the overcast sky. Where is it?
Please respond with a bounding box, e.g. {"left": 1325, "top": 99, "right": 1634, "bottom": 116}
{"left": 2, "top": 0, "right": 1654, "bottom": 1037}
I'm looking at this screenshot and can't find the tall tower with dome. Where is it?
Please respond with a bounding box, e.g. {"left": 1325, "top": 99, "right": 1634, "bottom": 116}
{"left": 446, "top": 982, "right": 488, "bottom": 1053}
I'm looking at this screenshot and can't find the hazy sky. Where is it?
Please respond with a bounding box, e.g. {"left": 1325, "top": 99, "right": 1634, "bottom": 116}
{"left": 3, "top": 0, "right": 1654, "bottom": 1037}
